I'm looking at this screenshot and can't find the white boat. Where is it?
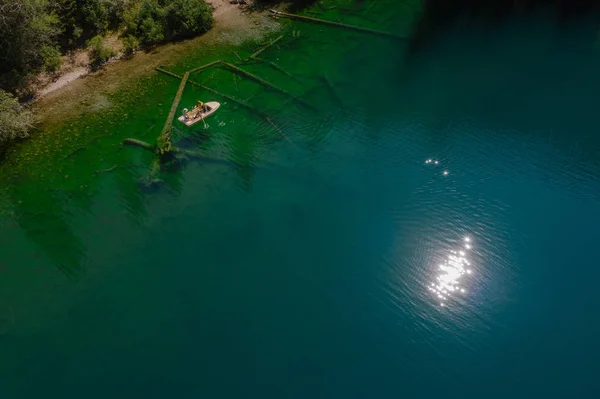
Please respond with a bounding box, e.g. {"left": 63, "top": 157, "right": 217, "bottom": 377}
{"left": 177, "top": 101, "right": 220, "bottom": 126}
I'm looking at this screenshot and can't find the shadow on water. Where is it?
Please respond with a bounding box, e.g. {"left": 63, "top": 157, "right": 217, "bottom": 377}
{"left": 116, "top": 162, "right": 151, "bottom": 225}
{"left": 7, "top": 185, "right": 86, "bottom": 280}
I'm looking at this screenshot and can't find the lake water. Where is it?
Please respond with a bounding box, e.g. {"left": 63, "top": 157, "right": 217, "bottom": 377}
{"left": 1, "top": 1, "right": 600, "bottom": 397}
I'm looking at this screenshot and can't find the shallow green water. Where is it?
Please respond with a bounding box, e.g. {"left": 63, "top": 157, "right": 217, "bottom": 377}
{"left": 2, "top": 1, "right": 600, "bottom": 397}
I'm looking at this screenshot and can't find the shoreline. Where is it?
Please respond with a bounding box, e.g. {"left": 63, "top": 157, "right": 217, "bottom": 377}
{"left": 31, "top": 0, "right": 283, "bottom": 126}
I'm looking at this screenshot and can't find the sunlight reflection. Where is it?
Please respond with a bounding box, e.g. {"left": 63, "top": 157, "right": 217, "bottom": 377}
{"left": 428, "top": 237, "right": 473, "bottom": 307}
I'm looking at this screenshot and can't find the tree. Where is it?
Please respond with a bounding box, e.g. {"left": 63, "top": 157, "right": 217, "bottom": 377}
{"left": 87, "top": 35, "right": 116, "bottom": 70}
{"left": 0, "top": 0, "right": 62, "bottom": 90}
{"left": 0, "top": 89, "right": 34, "bottom": 151}
{"left": 124, "top": 0, "right": 213, "bottom": 46}
{"left": 122, "top": 35, "right": 140, "bottom": 58}
{"left": 54, "top": 0, "right": 112, "bottom": 48}
{"left": 125, "top": 0, "right": 166, "bottom": 46}
{"left": 165, "top": 0, "right": 213, "bottom": 40}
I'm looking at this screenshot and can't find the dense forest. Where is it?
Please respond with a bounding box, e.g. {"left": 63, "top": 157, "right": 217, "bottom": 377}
{"left": 0, "top": 0, "right": 214, "bottom": 93}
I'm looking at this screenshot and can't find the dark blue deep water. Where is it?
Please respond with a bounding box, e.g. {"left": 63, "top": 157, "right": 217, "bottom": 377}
{"left": 1, "top": 2, "right": 600, "bottom": 397}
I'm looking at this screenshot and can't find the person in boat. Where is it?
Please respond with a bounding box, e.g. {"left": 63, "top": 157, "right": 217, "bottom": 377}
{"left": 193, "top": 101, "right": 208, "bottom": 118}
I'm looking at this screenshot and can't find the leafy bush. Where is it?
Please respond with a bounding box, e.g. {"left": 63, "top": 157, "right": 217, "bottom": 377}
{"left": 122, "top": 35, "right": 140, "bottom": 57}
{"left": 125, "top": 0, "right": 166, "bottom": 46}
{"left": 0, "top": 89, "right": 34, "bottom": 150}
{"left": 87, "top": 35, "right": 116, "bottom": 69}
{"left": 79, "top": 0, "right": 111, "bottom": 34}
{"left": 165, "top": 0, "right": 214, "bottom": 40}
{"left": 104, "top": 0, "right": 137, "bottom": 27}
{"left": 56, "top": 0, "right": 112, "bottom": 47}
{"left": 40, "top": 45, "right": 63, "bottom": 72}
{"left": 124, "top": 0, "right": 213, "bottom": 46}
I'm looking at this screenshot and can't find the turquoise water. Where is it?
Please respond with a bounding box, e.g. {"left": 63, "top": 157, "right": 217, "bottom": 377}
{"left": 2, "top": 1, "right": 600, "bottom": 397}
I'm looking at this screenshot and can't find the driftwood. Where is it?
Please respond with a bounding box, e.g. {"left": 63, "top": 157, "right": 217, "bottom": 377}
{"left": 157, "top": 71, "right": 189, "bottom": 154}
{"left": 269, "top": 10, "right": 405, "bottom": 40}
{"left": 249, "top": 35, "right": 284, "bottom": 59}
{"left": 365, "top": 0, "right": 378, "bottom": 14}
{"left": 156, "top": 67, "right": 181, "bottom": 79}
{"left": 190, "top": 81, "right": 270, "bottom": 118}
{"left": 252, "top": 57, "right": 306, "bottom": 86}
{"left": 94, "top": 165, "right": 119, "bottom": 174}
{"left": 60, "top": 147, "right": 86, "bottom": 161}
{"left": 322, "top": 74, "right": 344, "bottom": 107}
{"left": 188, "top": 60, "right": 222, "bottom": 74}
{"left": 156, "top": 68, "right": 267, "bottom": 117}
{"left": 280, "top": 35, "right": 302, "bottom": 49}
{"left": 242, "top": 58, "right": 265, "bottom": 66}
{"left": 221, "top": 62, "right": 315, "bottom": 110}
{"left": 221, "top": 62, "right": 292, "bottom": 95}
{"left": 123, "top": 138, "right": 154, "bottom": 151}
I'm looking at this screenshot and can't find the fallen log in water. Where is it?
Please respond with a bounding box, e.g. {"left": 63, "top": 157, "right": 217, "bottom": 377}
{"left": 222, "top": 62, "right": 294, "bottom": 96}
{"left": 123, "top": 138, "right": 154, "bottom": 151}
{"left": 280, "top": 35, "right": 302, "bottom": 49}
{"left": 157, "top": 71, "right": 189, "bottom": 154}
{"left": 252, "top": 57, "right": 306, "bottom": 86}
{"left": 156, "top": 67, "right": 181, "bottom": 79}
{"left": 188, "top": 60, "right": 222, "bottom": 74}
{"left": 322, "top": 74, "right": 344, "bottom": 107}
{"left": 188, "top": 80, "right": 269, "bottom": 118}
{"left": 365, "top": 0, "right": 378, "bottom": 14}
{"left": 155, "top": 67, "right": 265, "bottom": 116}
{"left": 221, "top": 62, "right": 315, "bottom": 110}
{"left": 269, "top": 9, "right": 405, "bottom": 40}
{"left": 249, "top": 35, "right": 284, "bottom": 59}
{"left": 94, "top": 165, "right": 119, "bottom": 174}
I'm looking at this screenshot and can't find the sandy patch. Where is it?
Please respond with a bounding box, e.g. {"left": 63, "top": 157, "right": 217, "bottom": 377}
{"left": 33, "top": 50, "right": 90, "bottom": 99}
{"left": 37, "top": 67, "right": 88, "bottom": 99}
{"left": 207, "top": 0, "right": 280, "bottom": 44}
{"left": 34, "top": 31, "right": 125, "bottom": 100}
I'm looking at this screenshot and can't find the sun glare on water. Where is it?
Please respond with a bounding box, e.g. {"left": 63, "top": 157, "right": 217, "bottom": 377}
{"left": 429, "top": 237, "right": 473, "bottom": 307}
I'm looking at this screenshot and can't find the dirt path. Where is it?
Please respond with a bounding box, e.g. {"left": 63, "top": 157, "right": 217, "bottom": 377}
{"left": 33, "top": 0, "right": 280, "bottom": 126}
